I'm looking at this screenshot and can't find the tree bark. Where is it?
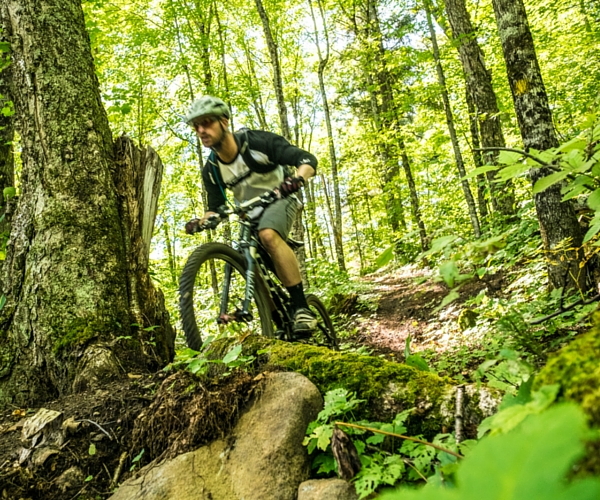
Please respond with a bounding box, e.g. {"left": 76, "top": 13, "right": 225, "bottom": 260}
{"left": 0, "top": 17, "right": 14, "bottom": 246}
{"left": 253, "top": 0, "right": 291, "bottom": 140}
{"left": 464, "top": 87, "right": 489, "bottom": 221}
{"left": 425, "top": 1, "right": 480, "bottom": 238}
{"left": 0, "top": 0, "right": 173, "bottom": 405}
{"left": 492, "top": 0, "right": 586, "bottom": 290}
{"left": 309, "top": 0, "right": 346, "bottom": 272}
{"left": 445, "top": 0, "right": 516, "bottom": 217}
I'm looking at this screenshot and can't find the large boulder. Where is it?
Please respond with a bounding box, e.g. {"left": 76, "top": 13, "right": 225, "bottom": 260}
{"left": 109, "top": 372, "right": 322, "bottom": 500}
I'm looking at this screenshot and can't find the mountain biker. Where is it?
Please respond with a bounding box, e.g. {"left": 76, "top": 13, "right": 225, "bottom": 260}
{"left": 184, "top": 95, "right": 318, "bottom": 338}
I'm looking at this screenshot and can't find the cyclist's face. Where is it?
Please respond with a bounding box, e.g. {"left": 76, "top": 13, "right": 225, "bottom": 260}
{"left": 193, "top": 116, "right": 227, "bottom": 148}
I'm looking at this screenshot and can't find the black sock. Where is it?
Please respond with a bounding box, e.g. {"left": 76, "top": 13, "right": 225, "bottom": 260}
{"left": 286, "top": 282, "right": 308, "bottom": 311}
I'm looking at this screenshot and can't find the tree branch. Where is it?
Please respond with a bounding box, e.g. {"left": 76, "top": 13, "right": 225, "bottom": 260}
{"left": 473, "top": 147, "right": 556, "bottom": 170}
{"left": 528, "top": 293, "right": 600, "bottom": 325}
{"left": 335, "top": 421, "right": 463, "bottom": 459}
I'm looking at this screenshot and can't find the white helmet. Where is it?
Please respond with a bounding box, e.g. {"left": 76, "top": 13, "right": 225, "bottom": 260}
{"left": 185, "top": 96, "right": 230, "bottom": 125}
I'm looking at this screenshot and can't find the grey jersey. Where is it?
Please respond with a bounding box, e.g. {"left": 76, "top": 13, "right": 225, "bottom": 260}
{"left": 217, "top": 150, "right": 285, "bottom": 203}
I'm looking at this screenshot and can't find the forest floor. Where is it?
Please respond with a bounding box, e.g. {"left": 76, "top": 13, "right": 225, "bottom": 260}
{"left": 344, "top": 264, "right": 505, "bottom": 363}
{"left": 0, "top": 265, "right": 506, "bottom": 499}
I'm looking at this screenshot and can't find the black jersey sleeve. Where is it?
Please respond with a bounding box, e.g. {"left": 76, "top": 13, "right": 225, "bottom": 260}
{"left": 246, "top": 130, "right": 318, "bottom": 172}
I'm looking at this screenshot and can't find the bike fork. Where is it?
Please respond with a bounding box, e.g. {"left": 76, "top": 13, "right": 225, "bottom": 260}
{"left": 217, "top": 263, "right": 233, "bottom": 324}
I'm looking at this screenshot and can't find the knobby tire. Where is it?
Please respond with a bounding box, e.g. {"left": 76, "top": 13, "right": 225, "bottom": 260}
{"left": 306, "top": 294, "right": 338, "bottom": 350}
{"left": 179, "top": 242, "right": 274, "bottom": 350}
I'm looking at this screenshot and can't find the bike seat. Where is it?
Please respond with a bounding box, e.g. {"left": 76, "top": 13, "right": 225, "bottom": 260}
{"left": 286, "top": 238, "right": 305, "bottom": 250}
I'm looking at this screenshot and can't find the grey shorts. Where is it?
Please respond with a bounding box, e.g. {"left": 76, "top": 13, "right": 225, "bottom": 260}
{"left": 257, "top": 196, "right": 299, "bottom": 240}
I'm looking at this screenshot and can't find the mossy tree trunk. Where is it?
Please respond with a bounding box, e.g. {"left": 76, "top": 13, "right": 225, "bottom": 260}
{"left": 0, "top": 0, "right": 174, "bottom": 405}
{"left": 492, "top": 0, "right": 585, "bottom": 290}
{"left": 0, "top": 16, "right": 14, "bottom": 245}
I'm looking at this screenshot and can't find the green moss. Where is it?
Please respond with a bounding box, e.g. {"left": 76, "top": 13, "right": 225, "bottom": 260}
{"left": 53, "top": 317, "right": 119, "bottom": 354}
{"left": 264, "top": 340, "right": 453, "bottom": 433}
{"left": 535, "top": 314, "right": 600, "bottom": 425}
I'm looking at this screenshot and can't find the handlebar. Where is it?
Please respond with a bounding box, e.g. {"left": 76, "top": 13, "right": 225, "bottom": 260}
{"left": 190, "top": 189, "right": 282, "bottom": 233}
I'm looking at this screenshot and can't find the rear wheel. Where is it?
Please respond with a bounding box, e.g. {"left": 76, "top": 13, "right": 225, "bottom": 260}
{"left": 306, "top": 294, "right": 338, "bottom": 350}
{"left": 179, "top": 243, "right": 274, "bottom": 351}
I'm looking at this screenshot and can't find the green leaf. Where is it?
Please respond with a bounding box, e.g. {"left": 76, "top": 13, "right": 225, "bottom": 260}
{"left": 375, "top": 245, "right": 394, "bottom": 269}
{"left": 85, "top": 475, "right": 93, "bottom": 482}
{"left": 187, "top": 357, "right": 209, "bottom": 374}
{"left": 314, "top": 424, "right": 334, "bottom": 451}
{"left": 379, "top": 404, "right": 600, "bottom": 500}
{"left": 132, "top": 448, "right": 145, "bottom": 463}
{"left": 3, "top": 187, "right": 16, "bottom": 199}
{"left": 561, "top": 184, "right": 588, "bottom": 201}
{"left": 405, "top": 354, "right": 429, "bottom": 372}
{"left": 496, "top": 164, "right": 529, "bottom": 182}
{"left": 583, "top": 221, "right": 600, "bottom": 243}
{"left": 557, "top": 137, "right": 587, "bottom": 153}
{"left": 497, "top": 150, "right": 523, "bottom": 165}
{"left": 88, "top": 443, "right": 96, "bottom": 456}
{"left": 477, "top": 385, "right": 559, "bottom": 438}
{"left": 532, "top": 170, "right": 569, "bottom": 194}
{"left": 438, "top": 260, "right": 459, "bottom": 288}
{"left": 587, "top": 189, "right": 600, "bottom": 211}
{"left": 461, "top": 165, "right": 499, "bottom": 181}
{"left": 0, "top": 295, "right": 5, "bottom": 311}
{"left": 222, "top": 344, "right": 242, "bottom": 364}
{"left": 438, "top": 290, "right": 460, "bottom": 309}
{"left": 420, "top": 235, "right": 458, "bottom": 258}
{"left": 0, "top": 42, "right": 10, "bottom": 52}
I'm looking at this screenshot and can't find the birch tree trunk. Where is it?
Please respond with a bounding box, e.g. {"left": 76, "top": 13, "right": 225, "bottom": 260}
{"left": 425, "top": 1, "right": 481, "bottom": 238}
{"left": 309, "top": 0, "right": 346, "bottom": 271}
{"left": 445, "top": 0, "right": 515, "bottom": 217}
{"left": 0, "top": 0, "right": 173, "bottom": 405}
{"left": 492, "top": 0, "right": 586, "bottom": 290}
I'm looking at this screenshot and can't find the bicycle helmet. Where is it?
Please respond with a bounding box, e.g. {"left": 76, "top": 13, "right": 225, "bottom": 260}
{"left": 185, "top": 96, "right": 230, "bottom": 125}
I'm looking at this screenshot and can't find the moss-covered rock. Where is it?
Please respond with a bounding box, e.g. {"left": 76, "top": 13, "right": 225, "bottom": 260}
{"left": 214, "top": 336, "right": 500, "bottom": 439}
{"left": 535, "top": 315, "right": 600, "bottom": 425}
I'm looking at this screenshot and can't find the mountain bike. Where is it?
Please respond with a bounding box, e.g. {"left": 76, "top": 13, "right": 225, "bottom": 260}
{"left": 179, "top": 190, "right": 338, "bottom": 351}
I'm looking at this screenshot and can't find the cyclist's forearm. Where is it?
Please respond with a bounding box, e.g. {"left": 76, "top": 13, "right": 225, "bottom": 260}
{"left": 297, "top": 164, "right": 315, "bottom": 181}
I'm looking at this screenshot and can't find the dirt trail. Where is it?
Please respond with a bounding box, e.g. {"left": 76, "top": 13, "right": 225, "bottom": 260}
{"left": 351, "top": 266, "right": 484, "bottom": 359}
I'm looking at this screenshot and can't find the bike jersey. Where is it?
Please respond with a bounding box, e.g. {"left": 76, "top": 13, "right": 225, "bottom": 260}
{"left": 202, "top": 129, "right": 318, "bottom": 212}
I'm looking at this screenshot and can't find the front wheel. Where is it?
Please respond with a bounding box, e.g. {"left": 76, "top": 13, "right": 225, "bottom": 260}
{"left": 179, "top": 243, "right": 274, "bottom": 351}
{"left": 306, "top": 294, "right": 338, "bottom": 350}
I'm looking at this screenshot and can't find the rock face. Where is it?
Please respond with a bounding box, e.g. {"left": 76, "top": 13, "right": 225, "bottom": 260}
{"left": 109, "top": 372, "right": 323, "bottom": 500}
{"left": 298, "top": 478, "right": 358, "bottom": 500}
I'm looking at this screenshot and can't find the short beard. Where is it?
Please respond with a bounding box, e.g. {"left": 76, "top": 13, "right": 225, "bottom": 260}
{"left": 211, "top": 123, "right": 229, "bottom": 152}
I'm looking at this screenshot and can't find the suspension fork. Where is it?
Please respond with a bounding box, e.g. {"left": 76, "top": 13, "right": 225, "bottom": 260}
{"left": 239, "top": 237, "right": 258, "bottom": 321}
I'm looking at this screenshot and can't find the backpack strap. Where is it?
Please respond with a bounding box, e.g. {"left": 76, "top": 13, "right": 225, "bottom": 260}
{"left": 234, "top": 128, "right": 275, "bottom": 173}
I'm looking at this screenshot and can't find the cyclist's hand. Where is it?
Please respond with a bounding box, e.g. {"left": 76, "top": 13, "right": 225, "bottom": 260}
{"left": 185, "top": 218, "right": 202, "bottom": 234}
{"left": 279, "top": 176, "right": 305, "bottom": 196}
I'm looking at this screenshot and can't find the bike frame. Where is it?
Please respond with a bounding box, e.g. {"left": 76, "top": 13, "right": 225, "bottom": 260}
{"left": 218, "top": 214, "right": 293, "bottom": 334}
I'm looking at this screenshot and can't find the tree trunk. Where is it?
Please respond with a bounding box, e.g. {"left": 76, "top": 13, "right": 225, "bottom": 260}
{"left": 425, "top": 1, "right": 480, "bottom": 238}
{"left": 253, "top": 0, "right": 291, "bottom": 140}
{"left": 399, "top": 140, "right": 428, "bottom": 252}
{"left": 445, "top": 0, "right": 516, "bottom": 217}
{"left": 0, "top": 19, "right": 14, "bottom": 247}
{"left": 492, "top": 0, "right": 586, "bottom": 290}
{"left": 0, "top": 0, "right": 173, "bottom": 405}
{"left": 309, "top": 0, "right": 346, "bottom": 272}
{"left": 348, "top": 196, "right": 365, "bottom": 273}
{"left": 465, "top": 87, "right": 489, "bottom": 221}
{"left": 362, "top": 5, "right": 421, "bottom": 239}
